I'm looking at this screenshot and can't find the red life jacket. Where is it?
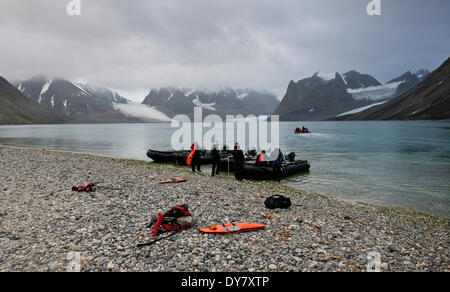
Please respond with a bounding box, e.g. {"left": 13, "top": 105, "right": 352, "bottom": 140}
{"left": 72, "top": 182, "right": 95, "bottom": 192}
{"left": 151, "top": 206, "right": 192, "bottom": 236}
{"left": 257, "top": 154, "right": 265, "bottom": 163}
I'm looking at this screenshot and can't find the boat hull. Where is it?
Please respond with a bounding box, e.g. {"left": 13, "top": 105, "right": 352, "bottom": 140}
{"left": 240, "top": 160, "right": 310, "bottom": 180}
{"left": 147, "top": 149, "right": 213, "bottom": 165}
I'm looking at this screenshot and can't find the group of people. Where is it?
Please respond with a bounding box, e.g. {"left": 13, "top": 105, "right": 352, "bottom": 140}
{"left": 255, "top": 148, "right": 285, "bottom": 182}
{"left": 295, "top": 126, "right": 310, "bottom": 133}
{"left": 190, "top": 142, "right": 285, "bottom": 182}
{"left": 189, "top": 142, "right": 223, "bottom": 176}
{"left": 190, "top": 142, "right": 243, "bottom": 177}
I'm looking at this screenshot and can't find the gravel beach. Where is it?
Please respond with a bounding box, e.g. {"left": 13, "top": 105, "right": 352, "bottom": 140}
{"left": 0, "top": 146, "right": 448, "bottom": 272}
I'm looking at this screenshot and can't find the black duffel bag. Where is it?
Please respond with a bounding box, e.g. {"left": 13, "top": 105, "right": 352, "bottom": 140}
{"left": 264, "top": 195, "right": 292, "bottom": 209}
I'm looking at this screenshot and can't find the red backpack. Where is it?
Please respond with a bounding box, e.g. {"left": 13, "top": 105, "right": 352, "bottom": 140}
{"left": 150, "top": 205, "right": 192, "bottom": 236}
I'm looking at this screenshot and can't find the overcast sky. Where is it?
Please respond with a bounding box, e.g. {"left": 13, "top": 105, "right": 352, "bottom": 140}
{"left": 0, "top": 0, "right": 449, "bottom": 101}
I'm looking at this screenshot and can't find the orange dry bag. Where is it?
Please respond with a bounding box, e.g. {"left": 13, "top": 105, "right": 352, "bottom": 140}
{"left": 186, "top": 142, "right": 197, "bottom": 166}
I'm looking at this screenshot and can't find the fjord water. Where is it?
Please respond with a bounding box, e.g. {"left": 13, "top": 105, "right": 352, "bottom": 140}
{"left": 0, "top": 121, "right": 449, "bottom": 216}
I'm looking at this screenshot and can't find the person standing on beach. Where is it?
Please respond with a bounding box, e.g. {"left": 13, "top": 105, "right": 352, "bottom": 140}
{"left": 232, "top": 143, "right": 245, "bottom": 180}
{"left": 271, "top": 148, "right": 284, "bottom": 182}
{"left": 211, "top": 144, "right": 221, "bottom": 177}
{"left": 191, "top": 143, "right": 202, "bottom": 172}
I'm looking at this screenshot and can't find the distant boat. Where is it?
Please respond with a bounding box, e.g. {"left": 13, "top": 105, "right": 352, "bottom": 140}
{"left": 295, "top": 127, "right": 310, "bottom": 134}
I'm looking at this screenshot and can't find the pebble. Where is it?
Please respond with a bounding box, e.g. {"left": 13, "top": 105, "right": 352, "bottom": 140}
{"left": 107, "top": 262, "right": 115, "bottom": 270}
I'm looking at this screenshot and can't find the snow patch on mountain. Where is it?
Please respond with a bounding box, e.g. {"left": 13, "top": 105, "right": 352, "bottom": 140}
{"left": 316, "top": 72, "right": 336, "bottom": 82}
{"left": 347, "top": 81, "right": 404, "bottom": 101}
{"left": 185, "top": 89, "right": 196, "bottom": 97}
{"left": 40, "top": 80, "right": 52, "bottom": 96}
{"left": 237, "top": 92, "right": 249, "bottom": 100}
{"left": 113, "top": 102, "right": 171, "bottom": 122}
{"left": 192, "top": 96, "right": 216, "bottom": 111}
{"left": 337, "top": 101, "right": 387, "bottom": 117}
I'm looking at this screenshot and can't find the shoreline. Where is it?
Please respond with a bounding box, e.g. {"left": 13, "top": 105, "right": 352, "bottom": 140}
{"left": 0, "top": 146, "right": 448, "bottom": 272}
{"left": 1, "top": 144, "right": 446, "bottom": 219}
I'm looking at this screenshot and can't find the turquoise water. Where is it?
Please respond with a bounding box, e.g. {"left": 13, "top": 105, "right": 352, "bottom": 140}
{"left": 0, "top": 121, "right": 449, "bottom": 216}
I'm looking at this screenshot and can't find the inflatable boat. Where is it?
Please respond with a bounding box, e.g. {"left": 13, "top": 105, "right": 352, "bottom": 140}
{"left": 239, "top": 160, "right": 310, "bottom": 180}
{"left": 146, "top": 149, "right": 186, "bottom": 163}
{"left": 219, "top": 155, "right": 257, "bottom": 172}
{"left": 295, "top": 128, "right": 310, "bottom": 134}
{"left": 147, "top": 149, "right": 214, "bottom": 165}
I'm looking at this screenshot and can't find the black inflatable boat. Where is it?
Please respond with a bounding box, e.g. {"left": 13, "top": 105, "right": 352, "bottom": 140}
{"left": 239, "top": 160, "right": 310, "bottom": 180}
{"left": 147, "top": 149, "right": 213, "bottom": 165}
{"left": 147, "top": 149, "right": 186, "bottom": 163}
{"left": 219, "top": 155, "right": 256, "bottom": 172}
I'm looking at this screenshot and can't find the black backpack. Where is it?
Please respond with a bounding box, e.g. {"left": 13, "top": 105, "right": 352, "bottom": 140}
{"left": 264, "top": 195, "right": 292, "bottom": 209}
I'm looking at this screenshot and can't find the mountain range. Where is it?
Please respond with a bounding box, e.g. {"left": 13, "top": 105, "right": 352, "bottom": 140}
{"left": 0, "top": 75, "right": 280, "bottom": 124}
{"left": 1, "top": 58, "right": 448, "bottom": 124}
{"left": 273, "top": 69, "right": 430, "bottom": 121}
{"left": 141, "top": 87, "right": 280, "bottom": 119}
{"left": 334, "top": 58, "right": 449, "bottom": 120}
{"left": 13, "top": 75, "right": 138, "bottom": 123}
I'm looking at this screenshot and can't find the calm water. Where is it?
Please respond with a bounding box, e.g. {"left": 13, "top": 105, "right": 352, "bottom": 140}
{"left": 0, "top": 121, "right": 449, "bottom": 216}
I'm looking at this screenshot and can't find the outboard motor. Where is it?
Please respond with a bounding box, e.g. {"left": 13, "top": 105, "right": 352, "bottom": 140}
{"left": 286, "top": 152, "right": 296, "bottom": 162}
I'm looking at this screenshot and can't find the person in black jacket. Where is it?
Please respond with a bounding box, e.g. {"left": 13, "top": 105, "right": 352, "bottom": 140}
{"left": 271, "top": 148, "right": 285, "bottom": 182}
{"left": 232, "top": 143, "right": 245, "bottom": 180}
{"left": 211, "top": 144, "right": 221, "bottom": 176}
{"left": 191, "top": 143, "right": 202, "bottom": 172}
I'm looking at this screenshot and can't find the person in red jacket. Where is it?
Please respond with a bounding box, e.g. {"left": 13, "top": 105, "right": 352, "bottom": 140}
{"left": 256, "top": 150, "right": 268, "bottom": 166}
{"left": 190, "top": 143, "right": 202, "bottom": 172}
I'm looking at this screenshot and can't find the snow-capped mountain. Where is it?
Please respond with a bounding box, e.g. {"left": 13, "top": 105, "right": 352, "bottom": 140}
{"left": 343, "top": 70, "right": 430, "bottom": 103}
{"left": 274, "top": 69, "right": 430, "bottom": 121}
{"left": 142, "top": 87, "right": 279, "bottom": 118}
{"left": 273, "top": 72, "right": 368, "bottom": 121}
{"left": 386, "top": 70, "right": 430, "bottom": 97}
{"left": 76, "top": 83, "right": 129, "bottom": 104}
{"left": 14, "top": 76, "right": 138, "bottom": 123}
{"left": 1, "top": 76, "right": 66, "bottom": 125}
{"left": 335, "top": 59, "right": 448, "bottom": 121}
{"left": 342, "top": 70, "right": 382, "bottom": 89}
